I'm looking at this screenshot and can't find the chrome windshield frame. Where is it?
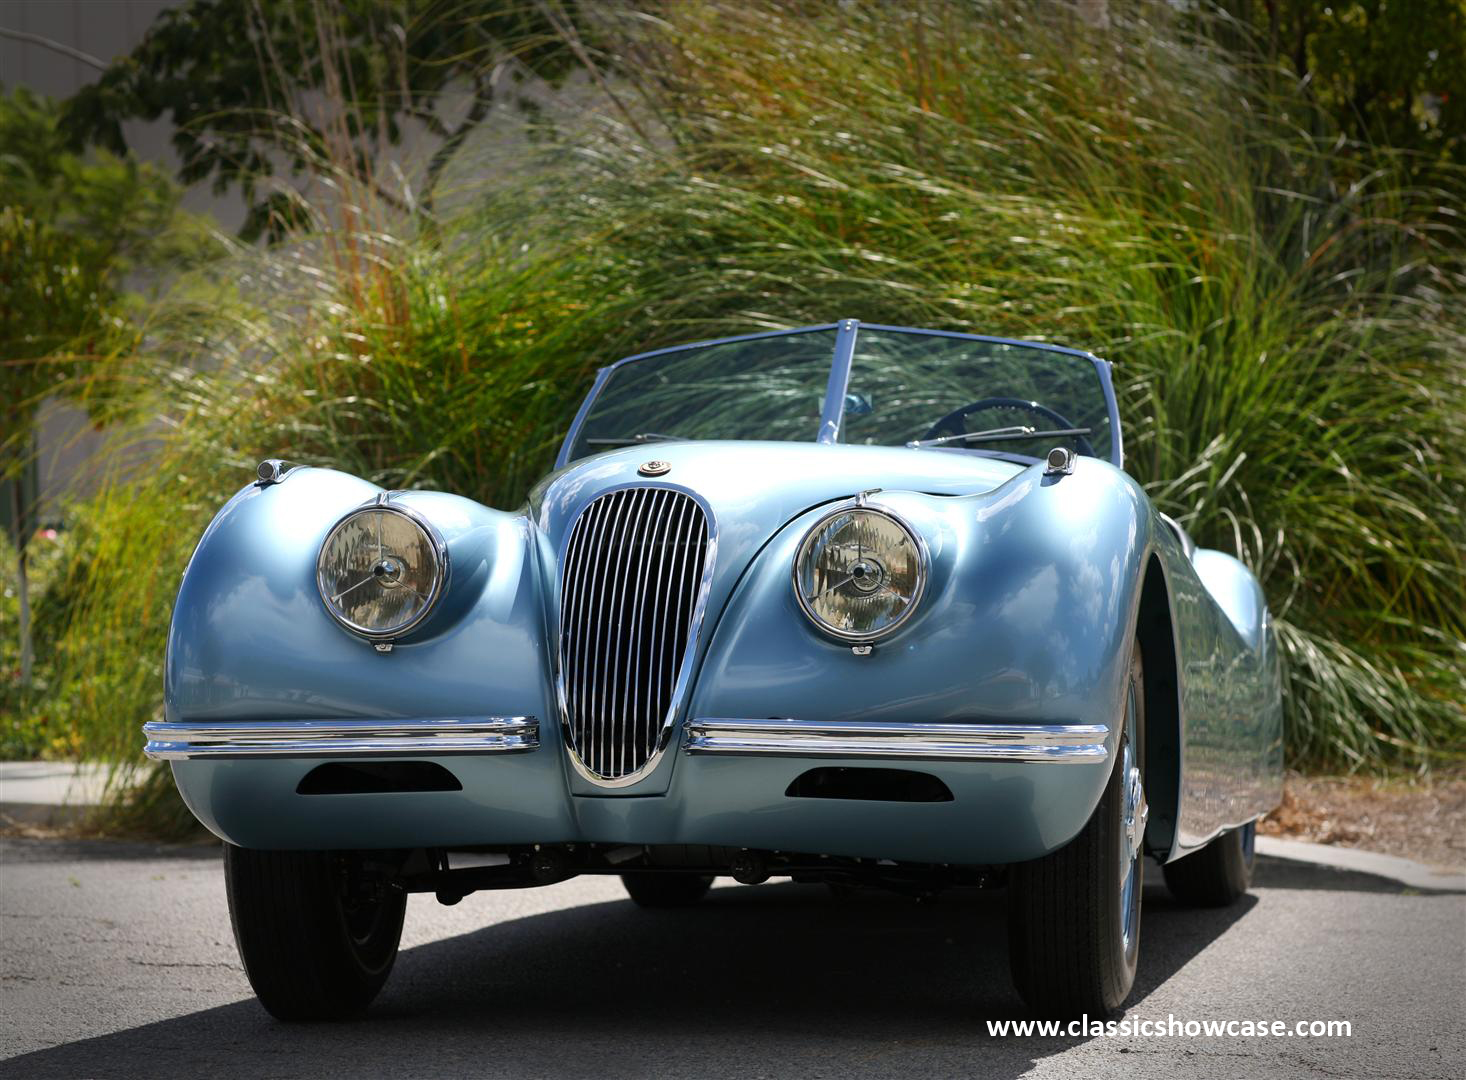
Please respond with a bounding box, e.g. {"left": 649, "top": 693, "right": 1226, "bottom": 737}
{"left": 555, "top": 319, "right": 1123, "bottom": 470}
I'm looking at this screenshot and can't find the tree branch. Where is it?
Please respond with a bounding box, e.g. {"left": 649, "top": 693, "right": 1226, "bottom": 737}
{"left": 0, "top": 26, "right": 107, "bottom": 70}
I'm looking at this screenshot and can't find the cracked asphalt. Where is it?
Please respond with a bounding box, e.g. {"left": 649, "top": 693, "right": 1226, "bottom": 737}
{"left": 0, "top": 837, "right": 1461, "bottom": 1079}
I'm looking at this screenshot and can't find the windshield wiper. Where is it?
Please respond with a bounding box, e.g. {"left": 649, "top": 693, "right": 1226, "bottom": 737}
{"left": 906, "top": 425, "right": 1091, "bottom": 449}
{"left": 584, "top": 432, "right": 684, "bottom": 446}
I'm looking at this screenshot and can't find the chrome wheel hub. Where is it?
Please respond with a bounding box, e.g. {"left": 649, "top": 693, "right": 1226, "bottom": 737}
{"left": 1117, "top": 681, "right": 1145, "bottom": 962}
{"left": 1124, "top": 760, "right": 1148, "bottom": 864}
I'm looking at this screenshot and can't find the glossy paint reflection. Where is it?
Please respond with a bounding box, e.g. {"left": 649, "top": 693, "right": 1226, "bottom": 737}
{"left": 1164, "top": 539, "right": 1285, "bottom": 850}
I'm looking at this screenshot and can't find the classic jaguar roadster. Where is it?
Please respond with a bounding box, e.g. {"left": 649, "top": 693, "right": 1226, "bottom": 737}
{"left": 146, "top": 320, "right": 1283, "bottom": 1020}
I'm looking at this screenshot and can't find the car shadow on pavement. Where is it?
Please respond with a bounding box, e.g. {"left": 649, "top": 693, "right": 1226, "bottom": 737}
{"left": 0, "top": 873, "right": 1269, "bottom": 1079}
{"left": 1250, "top": 854, "right": 1431, "bottom": 894}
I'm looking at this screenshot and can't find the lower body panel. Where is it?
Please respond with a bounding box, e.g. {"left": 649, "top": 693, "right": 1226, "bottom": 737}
{"left": 162, "top": 715, "right": 1116, "bottom": 864}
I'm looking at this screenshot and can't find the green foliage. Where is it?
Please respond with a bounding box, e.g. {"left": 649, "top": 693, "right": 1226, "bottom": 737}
{"left": 0, "top": 209, "right": 111, "bottom": 409}
{"left": 0, "top": 86, "right": 206, "bottom": 467}
{"left": 0, "top": 524, "right": 86, "bottom": 758}
{"left": 1222, "top": 0, "right": 1466, "bottom": 183}
{"left": 0, "top": 86, "right": 188, "bottom": 271}
{"left": 0, "top": 85, "right": 210, "bottom": 737}
{"left": 62, "top": 0, "right": 586, "bottom": 237}
{"left": 33, "top": 0, "right": 1465, "bottom": 809}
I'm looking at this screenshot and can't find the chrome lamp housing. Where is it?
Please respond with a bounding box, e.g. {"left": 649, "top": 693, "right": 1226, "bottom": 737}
{"left": 793, "top": 501, "right": 928, "bottom": 641}
{"left": 316, "top": 499, "right": 448, "bottom": 640}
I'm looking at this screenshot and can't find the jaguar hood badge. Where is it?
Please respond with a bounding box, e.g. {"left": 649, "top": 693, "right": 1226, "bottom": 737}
{"left": 638, "top": 460, "right": 672, "bottom": 477}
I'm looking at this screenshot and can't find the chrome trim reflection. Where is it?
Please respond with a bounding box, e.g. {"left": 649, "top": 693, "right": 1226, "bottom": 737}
{"left": 1045, "top": 446, "right": 1075, "bottom": 476}
{"left": 142, "top": 716, "right": 537, "bottom": 760}
{"left": 255, "top": 459, "right": 301, "bottom": 486}
{"left": 683, "top": 718, "right": 1109, "bottom": 763}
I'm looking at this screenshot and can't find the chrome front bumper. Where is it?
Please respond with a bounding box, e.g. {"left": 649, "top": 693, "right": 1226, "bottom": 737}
{"left": 142, "top": 717, "right": 539, "bottom": 760}
{"left": 144, "top": 715, "right": 1103, "bottom": 764}
{"left": 683, "top": 718, "right": 1109, "bottom": 763}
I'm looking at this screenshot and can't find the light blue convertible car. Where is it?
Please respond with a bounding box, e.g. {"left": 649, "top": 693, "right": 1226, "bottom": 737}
{"left": 146, "top": 321, "right": 1283, "bottom": 1021}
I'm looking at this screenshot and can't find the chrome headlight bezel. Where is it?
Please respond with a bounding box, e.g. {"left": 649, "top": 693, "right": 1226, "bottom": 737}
{"left": 792, "top": 502, "right": 929, "bottom": 642}
{"left": 315, "top": 500, "right": 449, "bottom": 640}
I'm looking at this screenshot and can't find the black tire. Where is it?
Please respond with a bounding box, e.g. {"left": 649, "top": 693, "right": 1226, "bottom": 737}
{"left": 621, "top": 872, "right": 715, "bottom": 908}
{"left": 1162, "top": 821, "right": 1256, "bottom": 907}
{"left": 225, "top": 844, "right": 406, "bottom": 1021}
{"left": 1008, "top": 641, "right": 1147, "bottom": 1018}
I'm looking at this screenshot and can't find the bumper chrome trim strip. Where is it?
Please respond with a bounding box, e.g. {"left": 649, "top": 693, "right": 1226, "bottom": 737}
{"left": 142, "top": 717, "right": 539, "bottom": 760}
{"left": 683, "top": 718, "right": 1108, "bottom": 763}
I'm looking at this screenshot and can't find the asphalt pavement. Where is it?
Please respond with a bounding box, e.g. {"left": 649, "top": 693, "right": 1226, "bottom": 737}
{"left": 0, "top": 837, "right": 1461, "bottom": 1079}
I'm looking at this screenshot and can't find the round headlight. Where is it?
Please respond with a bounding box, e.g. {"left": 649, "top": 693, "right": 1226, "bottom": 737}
{"left": 793, "top": 506, "right": 927, "bottom": 641}
{"left": 316, "top": 504, "right": 447, "bottom": 639}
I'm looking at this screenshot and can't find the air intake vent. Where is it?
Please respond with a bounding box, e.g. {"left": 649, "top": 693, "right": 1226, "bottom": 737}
{"left": 559, "top": 487, "right": 710, "bottom": 782}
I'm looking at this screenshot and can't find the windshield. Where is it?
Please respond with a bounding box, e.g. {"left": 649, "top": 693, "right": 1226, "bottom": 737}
{"left": 560, "top": 323, "right": 1117, "bottom": 466}
{"left": 840, "top": 328, "right": 1114, "bottom": 462}
{"left": 563, "top": 328, "right": 837, "bottom": 462}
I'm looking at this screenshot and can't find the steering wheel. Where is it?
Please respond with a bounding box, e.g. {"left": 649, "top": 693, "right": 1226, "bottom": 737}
{"left": 919, "top": 397, "right": 1097, "bottom": 458}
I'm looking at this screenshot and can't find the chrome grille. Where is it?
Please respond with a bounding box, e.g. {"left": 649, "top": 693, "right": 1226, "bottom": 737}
{"left": 559, "top": 487, "right": 710, "bottom": 781}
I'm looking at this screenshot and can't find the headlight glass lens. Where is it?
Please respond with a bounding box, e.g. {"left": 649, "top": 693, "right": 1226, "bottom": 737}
{"left": 317, "top": 507, "right": 444, "bottom": 637}
{"left": 794, "top": 507, "right": 925, "bottom": 639}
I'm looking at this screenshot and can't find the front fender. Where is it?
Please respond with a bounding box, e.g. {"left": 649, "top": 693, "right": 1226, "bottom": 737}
{"left": 687, "top": 457, "right": 1155, "bottom": 857}
{"left": 165, "top": 467, "right": 553, "bottom": 726}
{"left": 162, "top": 467, "right": 578, "bottom": 847}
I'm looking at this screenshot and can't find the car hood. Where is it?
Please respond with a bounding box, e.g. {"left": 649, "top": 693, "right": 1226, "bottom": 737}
{"left": 532, "top": 440, "right": 1021, "bottom": 522}
{"left": 529, "top": 440, "right": 1025, "bottom": 609}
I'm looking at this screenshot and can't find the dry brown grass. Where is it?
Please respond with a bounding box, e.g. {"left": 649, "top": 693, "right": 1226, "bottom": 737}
{"left": 1261, "top": 770, "right": 1466, "bottom": 871}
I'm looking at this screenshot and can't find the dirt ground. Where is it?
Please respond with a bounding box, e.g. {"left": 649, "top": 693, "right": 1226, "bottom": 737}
{"left": 1261, "top": 770, "right": 1466, "bottom": 872}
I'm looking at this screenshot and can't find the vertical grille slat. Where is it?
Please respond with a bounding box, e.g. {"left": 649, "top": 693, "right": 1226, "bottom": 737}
{"left": 610, "top": 488, "right": 652, "bottom": 777}
{"left": 565, "top": 496, "right": 606, "bottom": 744}
{"left": 592, "top": 492, "right": 636, "bottom": 775}
{"left": 627, "top": 489, "right": 666, "bottom": 771}
{"left": 645, "top": 492, "right": 679, "bottom": 765}
{"left": 569, "top": 498, "right": 602, "bottom": 767}
{"left": 600, "top": 490, "right": 631, "bottom": 778}
{"left": 559, "top": 487, "right": 710, "bottom": 782}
